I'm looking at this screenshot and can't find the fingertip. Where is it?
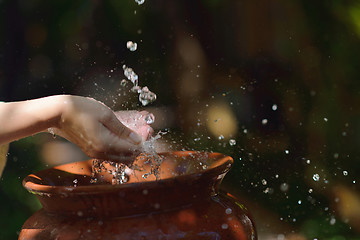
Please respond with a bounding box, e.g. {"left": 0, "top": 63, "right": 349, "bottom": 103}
{"left": 129, "top": 132, "right": 143, "bottom": 145}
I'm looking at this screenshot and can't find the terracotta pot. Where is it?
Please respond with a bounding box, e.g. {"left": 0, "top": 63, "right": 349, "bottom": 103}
{"left": 19, "top": 151, "right": 257, "bottom": 240}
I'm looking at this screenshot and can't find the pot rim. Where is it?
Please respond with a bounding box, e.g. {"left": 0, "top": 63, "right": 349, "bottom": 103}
{"left": 23, "top": 150, "right": 233, "bottom": 196}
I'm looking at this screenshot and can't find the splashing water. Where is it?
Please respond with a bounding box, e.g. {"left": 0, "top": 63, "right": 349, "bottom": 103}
{"left": 122, "top": 65, "right": 157, "bottom": 106}
{"left": 94, "top": 6, "right": 159, "bottom": 183}
{"left": 90, "top": 159, "right": 129, "bottom": 185}
{"left": 90, "top": 130, "right": 168, "bottom": 185}
{"left": 123, "top": 65, "right": 139, "bottom": 85}
{"left": 134, "top": 131, "right": 168, "bottom": 181}
{"left": 131, "top": 85, "right": 141, "bottom": 93}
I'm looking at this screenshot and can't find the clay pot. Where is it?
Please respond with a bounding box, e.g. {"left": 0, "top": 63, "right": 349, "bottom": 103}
{"left": 19, "top": 151, "right": 257, "bottom": 240}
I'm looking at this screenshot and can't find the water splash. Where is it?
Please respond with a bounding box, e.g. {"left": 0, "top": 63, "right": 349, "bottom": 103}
{"left": 132, "top": 131, "right": 168, "bottom": 181}
{"left": 123, "top": 65, "right": 138, "bottom": 85}
{"left": 122, "top": 65, "right": 157, "bottom": 106}
{"left": 90, "top": 159, "right": 129, "bottom": 185}
{"left": 90, "top": 131, "right": 168, "bottom": 184}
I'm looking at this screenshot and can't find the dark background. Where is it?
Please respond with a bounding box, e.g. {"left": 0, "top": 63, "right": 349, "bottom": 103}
{"left": 1, "top": 0, "right": 360, "bottom": 239}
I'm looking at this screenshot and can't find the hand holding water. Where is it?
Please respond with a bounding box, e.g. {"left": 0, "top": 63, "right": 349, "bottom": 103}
{"left": 54, "top": 96, "right": 154, "bottom": 162}
{"left": 0, "top": 95, "right": 154, "bottom": 164}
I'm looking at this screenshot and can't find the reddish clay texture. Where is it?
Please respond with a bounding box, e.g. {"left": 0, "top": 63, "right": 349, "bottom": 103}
{"left": 19, "top": 151, "right": 257, "bottom": 240}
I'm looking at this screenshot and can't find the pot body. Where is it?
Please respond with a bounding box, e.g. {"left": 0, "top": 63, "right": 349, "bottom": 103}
{"left": 20, "top": 152, "right": 257, "bottom": 240}
{"left": 20, "top": 192, "right": 256, "bottom": 240}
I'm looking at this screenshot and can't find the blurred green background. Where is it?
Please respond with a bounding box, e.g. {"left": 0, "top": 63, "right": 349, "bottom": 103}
{"left": 1, "top": 0, "right": 360, "bottom": 239}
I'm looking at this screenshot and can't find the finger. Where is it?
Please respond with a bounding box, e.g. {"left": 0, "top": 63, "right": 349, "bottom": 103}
{"left": 98, "top": 123, "right": 144, "bottom": 152}
{"left": 137, "top": 125, "right": 154, "bottom": 140}
{"left": 101, "top": 113, "right": 142, "bottom": 145}
{"left": 113, "top": 111, "right": 138, "bottom": 122}
{"left": 114, "top": 111, "right": 154, "bottom": 128}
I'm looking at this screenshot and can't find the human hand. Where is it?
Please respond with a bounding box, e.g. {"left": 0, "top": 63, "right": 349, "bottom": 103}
{"left": 53, "top": 95, "right": 153, "bottom": 163}
{"left": 114, "top": 110, "right": 154, "bottom": 141}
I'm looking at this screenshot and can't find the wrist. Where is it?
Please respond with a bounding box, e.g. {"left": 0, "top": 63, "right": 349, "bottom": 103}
{"left": 35, "top": 95, "right": 69, "bottom": 130}
{"left": 46, "top": 95, "right": 69, "bottom": 129}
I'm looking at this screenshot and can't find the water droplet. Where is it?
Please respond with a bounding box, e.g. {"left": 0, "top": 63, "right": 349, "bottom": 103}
{"left": 308, "top": 188, "right": 313, "bottom": 193}
{"left": 225, "top": 208, "right": 232, "bottom": 215}
{"left": 272, "top": 104, "right": 278, "bottom": 111}
{"left": 126, "top": 41, "right": 138, "bottom": 51}
{"left": 123, "top": 65, "right": 139, "bottom": 84}
{"left": 135, "top": 0, "right": 145, "bottom": 5}
{"left": 263, "top": 187, "right": 274, "bottom": 194}
{"left": 139, "top": 87, "right": 157, "bottom": 106}
{"left": 120, "top": 79, "right": 128, "bottom": 87}
{"left": 330, "top": 217, "right": 336, "bottom": 225}
{"left": 218, "top": 135, "right": 224, "bottom": 140}
{"left": 262, "top": 119, "right": 268, "bottom": 125}
{"left": 261, "top": 179, "right": 267, "bottom": 185}
{"left": 145, "top": 113, "right": 155, "bottom": 124}
{"left": 324, "top": 117, "right": 328, "bottom": 122}
{"left": 343, "top": 170, "right": 348, "bottom": 176}
{"left": 131, "top": 85, "right": 141, "bottom": 93}
{"left": 229, "top": 139, "right": 236, "bottom": 146}
{"left": 194, "top": 138, "right": 201, "bottom": 142}
{"left": 313, "top": 173, "right": 320, "bottom": 181}
{"left": 280, "top": 183, "right": 289, "bottom": 192}
{"left": 48, "top": 128, "right": 56, "bottom": 138}
{"left": 221, "top": 223, "right": 228, "bottom": 229}
{"left": 285, "top": 150, "right": 289, "bottom": 154}
{"left": 306, "top": 159, "right": 311, "bottom": 164}
{"left": 298, "top": 200, "right": 302, "bottom": 204}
